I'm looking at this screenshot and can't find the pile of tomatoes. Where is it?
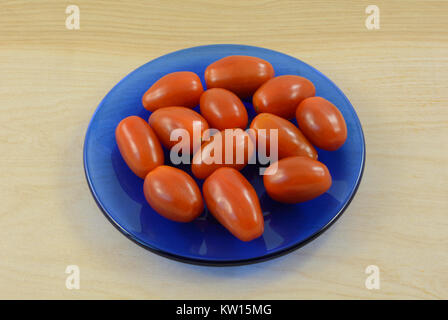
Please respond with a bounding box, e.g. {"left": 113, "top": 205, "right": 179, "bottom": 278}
{"left": 115, "top": 55, "right": 347, "bottom": 242}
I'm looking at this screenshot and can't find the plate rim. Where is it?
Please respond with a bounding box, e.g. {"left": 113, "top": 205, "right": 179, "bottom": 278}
{"left": 83, "top": 44, "right": 366, "bottom": 266}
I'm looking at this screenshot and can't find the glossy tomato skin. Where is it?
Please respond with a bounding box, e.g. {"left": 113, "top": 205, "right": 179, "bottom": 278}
{"left": 115, "top": 116, "right": 164, "bottom": 179}
{"left": 296, "top": 97, "right": 347, "bottom": 151}
{"left": 263, "top": 156, "right": 332, "bottom": 203}
{"left": 203, "top": 168, "right": 264, "bottom": 241}
{"left": 204, "top": 56, "right": 274, "bottom": 98}
{"left": 253, "top": 75, "right": 315, "bottom": 119}
{"left": 143, "top": 166, "right": 203, "bottom": 222}
{"left": 200, "top": 88, "right": 248, "bottom": 130}
{"left": 192, "top": 129, "right": 255, "bottom": 180}
{"left": 142, "top": 71, "right": 204, "bottom": 111}
{"left": 250, "top": 113, "right": 317, "bottom": 160}
{"left": 148, "top": 107, "right": 209, "bottom": 154}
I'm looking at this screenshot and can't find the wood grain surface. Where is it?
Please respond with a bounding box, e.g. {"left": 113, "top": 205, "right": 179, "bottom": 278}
{"left": 0, "top": 0, "right": 447, "bottom": 299}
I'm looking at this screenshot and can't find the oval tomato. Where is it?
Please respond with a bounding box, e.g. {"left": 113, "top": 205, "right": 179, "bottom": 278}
{"left": 200, "top": 88, "right": 248, "bottom": 130}
{"left": 296, "top": 97, "right": 347, "bottom": 151}
{"left": 249, "top": 113, "right": 317, "bottom": 160}
{"left": 142, "top": 71, "right": 203, "bottom": 111}
{"left": 192, "top": 129, "right": 254, "bottom": 179}
{"left": 263, "top": 156, "right": 332, "bottom": 203}
{"left": 204, "top": 55, "right": 274, "bottom": 98}
{"left": 148, "top": 107, "right": 209, "bottom": 153}
{"left": 143, "top": 166, "right": 203, "bottom": 222}
{"left": 253, "top": 75, "right": 315, "bottom": 119}
{"left": 115, "top": 116, "right": 164, "bottom": 179}
{"left": 203, "top": 167, "right": 264, "bottom": 241}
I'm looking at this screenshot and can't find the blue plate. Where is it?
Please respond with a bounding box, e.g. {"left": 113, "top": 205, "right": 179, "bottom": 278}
{"left": 83, "top": 44, "right": 365, "bottom": 266}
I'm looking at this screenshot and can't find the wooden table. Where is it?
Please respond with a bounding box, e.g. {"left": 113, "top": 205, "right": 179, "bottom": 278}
{"left": 1, "top": 0, "right": 447, "bottom": 299}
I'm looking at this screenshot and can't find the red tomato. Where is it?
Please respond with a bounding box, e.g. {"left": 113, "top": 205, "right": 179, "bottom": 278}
{"left": 263, "top": 156, "right": 332, "bottom": 203}
{"left": 253, "top": 75, "right": 315, "bottom": 119}
{"left": 142, "top": 71, "right": 203, "bottom": 111}
{"left": 148, "top": 107, "right": 209, "bottom": 153}
{"left": 249, "top": 113, "right": 317, "bottom": 160}
{"left": 200, "top": 88, "right": 248, "bottom": 130}
{"left": 144, "top": 166, "right": 203, "bottom": 222}
{"left": 296, "top": 97, "right": 347, "bottom": 151}
{"left": 192, "top": 129, "right": 254, "bottom": 179}
{"left": 203, "top": 167, "right": 264, "bottom": 241}
{"left": 204, "top": 56, "right": 274, "bottom": 98}
{"left": 115, "top": 116, "right": 164, "bottom": 179}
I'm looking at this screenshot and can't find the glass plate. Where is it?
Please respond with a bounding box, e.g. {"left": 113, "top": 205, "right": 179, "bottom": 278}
{"left": 83, "top": 44, "right": 365, "bottom": 266}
